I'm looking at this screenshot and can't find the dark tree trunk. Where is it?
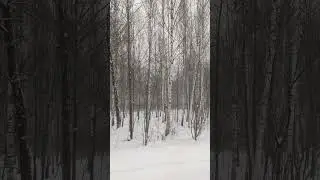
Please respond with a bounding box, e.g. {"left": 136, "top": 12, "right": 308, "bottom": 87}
{"left": 4, "top": 3, "right": 32, "bottom": 180}
{"left": 56, "top": 1, "right": 71, "bottom": 179}
{"left": 71, "top": 1, "right": 79, "bottom": 178}
{"left": 89, "top": 104, "right": 96, "bottom": 180}
{"left": 211, "top": 0, "right": 223, "bottom": 179}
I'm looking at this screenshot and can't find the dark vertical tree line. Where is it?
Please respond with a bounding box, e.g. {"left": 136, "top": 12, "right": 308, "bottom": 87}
{"left": 211, "top": 0, "right": 320, "bottom": 179}
{"left": 0, "top": 0, "right": 110, "bottom": 179}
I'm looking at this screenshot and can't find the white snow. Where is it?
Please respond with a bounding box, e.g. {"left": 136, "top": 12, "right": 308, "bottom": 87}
{"left": 110, "top": 110, "right": 210, "bottom": 180}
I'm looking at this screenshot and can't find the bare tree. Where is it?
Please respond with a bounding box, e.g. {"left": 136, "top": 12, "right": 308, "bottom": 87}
{"left": 1, "top": 1, "right": 32, "bottom": 179}
{"left": 111, "top": 0, "right": 122, "bottom": 129}
{"left": 55, "top": 0, "right": 72, "bottom": 178}
{"left": 190, "top": 0, "right": 207, "bottom": 141}
{"left": 144, "top": 0, "right": 153, "bottom": 145}
{"left": 127, "top": 0, "right": 134, "bottom": 140}
{"left": 211, "top": 0, "right": 223, "bottom": 179}
{"left": 164, "top": 0, "right": 174, "bottom": 137}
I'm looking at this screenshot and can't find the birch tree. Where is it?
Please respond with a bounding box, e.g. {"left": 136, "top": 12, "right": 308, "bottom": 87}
{"left": 144, "top": 0, "right": 153, "bottom": 145}
{"left": 164, "top": 0, "right": 174, "bottom": 137}
{"left": 127, "top": 0, "right": 134, "bottom": 140}
{"left": 180, "top": 0, "right": 188, "bottom": 127}
{"left": 111, "top": 0, "right": 122, "bottom": 129}
{"left": 190, "top": 0, "right": 207, "bottom": 140}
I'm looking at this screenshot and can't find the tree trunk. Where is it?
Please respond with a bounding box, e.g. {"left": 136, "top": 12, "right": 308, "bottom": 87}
{"left": 211, "top": 0, "right": 223, "bottom": 179}
{"left": 144, "top": 0, "right": 153, "bottom": 145}
{"left": 161, "top": 0, "right": 166, "bottom": 121}
{"left": 176, "top": 67, "right": 179, "bottom": 123}
{"left": 89, "top": 104, "right": 96, "bottom": 180}
{"left": 71, "top": 1, "right": 79, "bottom": 178}
{"left": 33, "top": 57, "right": 38, "bottom": 180}
{"left": 165, "top": 0, "right": 174, "bottom": 137}
{"left": 56, "top": 0, "right": 71, "bottom": 179}
{"left": 3, "top": 3, "right": 32, "bottom": 180}
{"left": 111, "top": 58, "right": 121, "bottom": 128}
{"left": 231, "top": 43, "right": 240, "bottom": 180}
{"left": 127, "top": 0, "right": 134, "bottom": 140}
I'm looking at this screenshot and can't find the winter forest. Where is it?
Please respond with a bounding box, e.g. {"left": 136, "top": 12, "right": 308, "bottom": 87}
{"left": 211, "top": 0, "right": 320, "bottom": 179}
{"left": 2, "top": 0, "right": 320, "bottom": 179}
{"left": 0, "top": 0, "right": 111, "bottom": 180}
{"left": 110, "top": 0, "right": 210, "bottom": 179}
{"left": 0, "top": 0, "right": 210, "bottom": 179}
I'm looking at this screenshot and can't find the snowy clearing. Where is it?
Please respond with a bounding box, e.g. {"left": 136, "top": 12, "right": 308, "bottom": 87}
{"left": 110, "top": 111, "right": 210, "bottom": 180}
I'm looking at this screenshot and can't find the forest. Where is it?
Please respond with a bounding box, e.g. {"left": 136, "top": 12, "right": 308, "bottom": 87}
{"left": 211, "top": 0, "right": 320, "bottom": 179}
{"left": 109, "top": 0, "right": 210, "bottom": 143}
{"left": 1, "top": 0, "right": 320, "bottom": 179}
{"left": 0, "top": 0, "right": 210, "bottom": 179}
{"left": 0, "top": 0, "right": 111, "bottom": 179}
{"left": 110, "top": 0, "right": 210, "bottom": 179}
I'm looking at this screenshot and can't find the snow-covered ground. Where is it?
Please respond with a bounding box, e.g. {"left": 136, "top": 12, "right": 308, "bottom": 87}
{"left": 110, "top": 110, "right": 210, "bottom": 180}
{"left": 0, "top": 110, "right": 209, "bottom": 180}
